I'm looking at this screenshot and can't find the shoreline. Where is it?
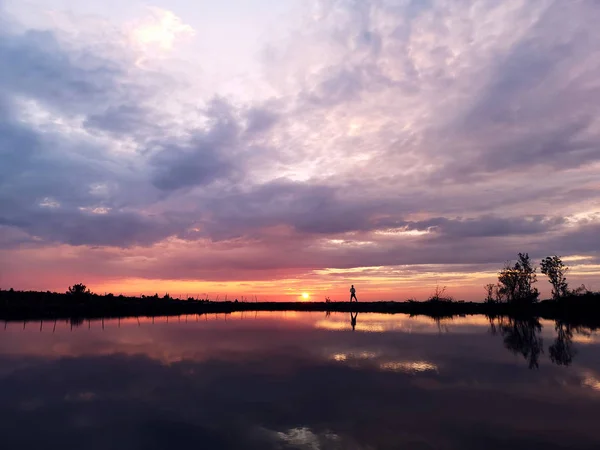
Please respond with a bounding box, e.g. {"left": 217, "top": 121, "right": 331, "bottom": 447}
{"left": 1, "top": 290, "right": 599, "bottom": 328}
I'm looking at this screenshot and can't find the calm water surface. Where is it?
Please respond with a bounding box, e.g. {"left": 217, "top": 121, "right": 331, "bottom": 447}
{"left": 1, "top": 312, "right": 600, "bottom": 449}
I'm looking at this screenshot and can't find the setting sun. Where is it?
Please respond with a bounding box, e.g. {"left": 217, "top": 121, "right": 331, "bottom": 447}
{"left": 302, "top": 293, "right": 310, "bottom": 300}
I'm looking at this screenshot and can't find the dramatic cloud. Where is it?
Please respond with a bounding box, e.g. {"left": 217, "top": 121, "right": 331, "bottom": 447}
{"left": 1, "top": 0, "right": 599, "bottom": 299}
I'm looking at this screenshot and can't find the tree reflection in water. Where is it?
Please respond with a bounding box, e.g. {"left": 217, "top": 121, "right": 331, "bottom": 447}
{"left": 490, "top": 317, "right": 543, "bottom": 369}
{"left": 549, "top": 321, "right": 576, "bottom": 366}
{"left": 488, "top": 316, "right": 593, "bottom": 369}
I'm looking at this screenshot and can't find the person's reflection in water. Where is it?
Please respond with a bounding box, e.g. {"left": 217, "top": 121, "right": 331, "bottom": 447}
{"left": 350, "top": 310, "right": 358, "bottom": 331}
{"left": 495, "top": 317, "right": 543, "bottom": 369}
{"left": 549, "top": 321, "right": 576, "bottom": 366}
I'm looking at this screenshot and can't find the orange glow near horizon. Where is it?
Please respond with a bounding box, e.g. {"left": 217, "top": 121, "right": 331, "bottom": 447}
{"left": 3, "top": 270, "right": 600, "bottom": 303}
{"left": 86, "top": 278, "right": 488, "bottom": 302}
{"left": 2, "top": 244, "right": 600, "bottom": 302}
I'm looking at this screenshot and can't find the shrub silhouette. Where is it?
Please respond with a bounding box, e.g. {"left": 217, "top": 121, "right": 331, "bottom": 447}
{"left": 67, "top": 283, "right": 91, "bottom": 296}
{"left": 427, "top": 285, "right": 453, "bottom": 302}
{"left": 572, "top": 284, "right": 591, "bottom": 296}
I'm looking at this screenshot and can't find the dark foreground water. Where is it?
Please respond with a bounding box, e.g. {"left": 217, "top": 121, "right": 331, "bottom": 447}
{"left": 1, "top": 312, "right": 600, "bottom": 450}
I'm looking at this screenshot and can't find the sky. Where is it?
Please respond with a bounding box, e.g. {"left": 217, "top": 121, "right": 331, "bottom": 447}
{"left": 0, "top": 0, "right": 599, "bottom": 301}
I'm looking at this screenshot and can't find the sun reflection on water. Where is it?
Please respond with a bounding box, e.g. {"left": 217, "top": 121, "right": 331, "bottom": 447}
{"left": 331, "top": 351, "right": 379, "bottom": 362}
{"left": 379, "top": 361, "right": 438, "bottom": 374}
{"left": 329, "top": 350, "right": 438, "bottom": 374}
{"left": 582, "top": 372, "right": 600, "bottom": 391}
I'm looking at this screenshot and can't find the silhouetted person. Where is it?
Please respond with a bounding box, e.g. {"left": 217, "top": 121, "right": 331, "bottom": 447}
{"left": 350, "top": 285, "right": 357, "bottom": 302}
{"left": 350, "top": 310, "right": 358, "bottom": 331}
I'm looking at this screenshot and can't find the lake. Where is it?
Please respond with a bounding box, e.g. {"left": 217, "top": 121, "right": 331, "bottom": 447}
{"left": 1, "top": 312, "right": 600, "bottom": 449}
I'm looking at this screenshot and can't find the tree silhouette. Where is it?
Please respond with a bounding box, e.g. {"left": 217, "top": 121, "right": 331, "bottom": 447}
{"left": 484, "top": 284, "right": 499, "bottom": 303}
{"left": 497, "top": 253, "right": 539, "bottom": 304}
{"left": 541, "top": 256, "right": 569, "bottom": 300}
